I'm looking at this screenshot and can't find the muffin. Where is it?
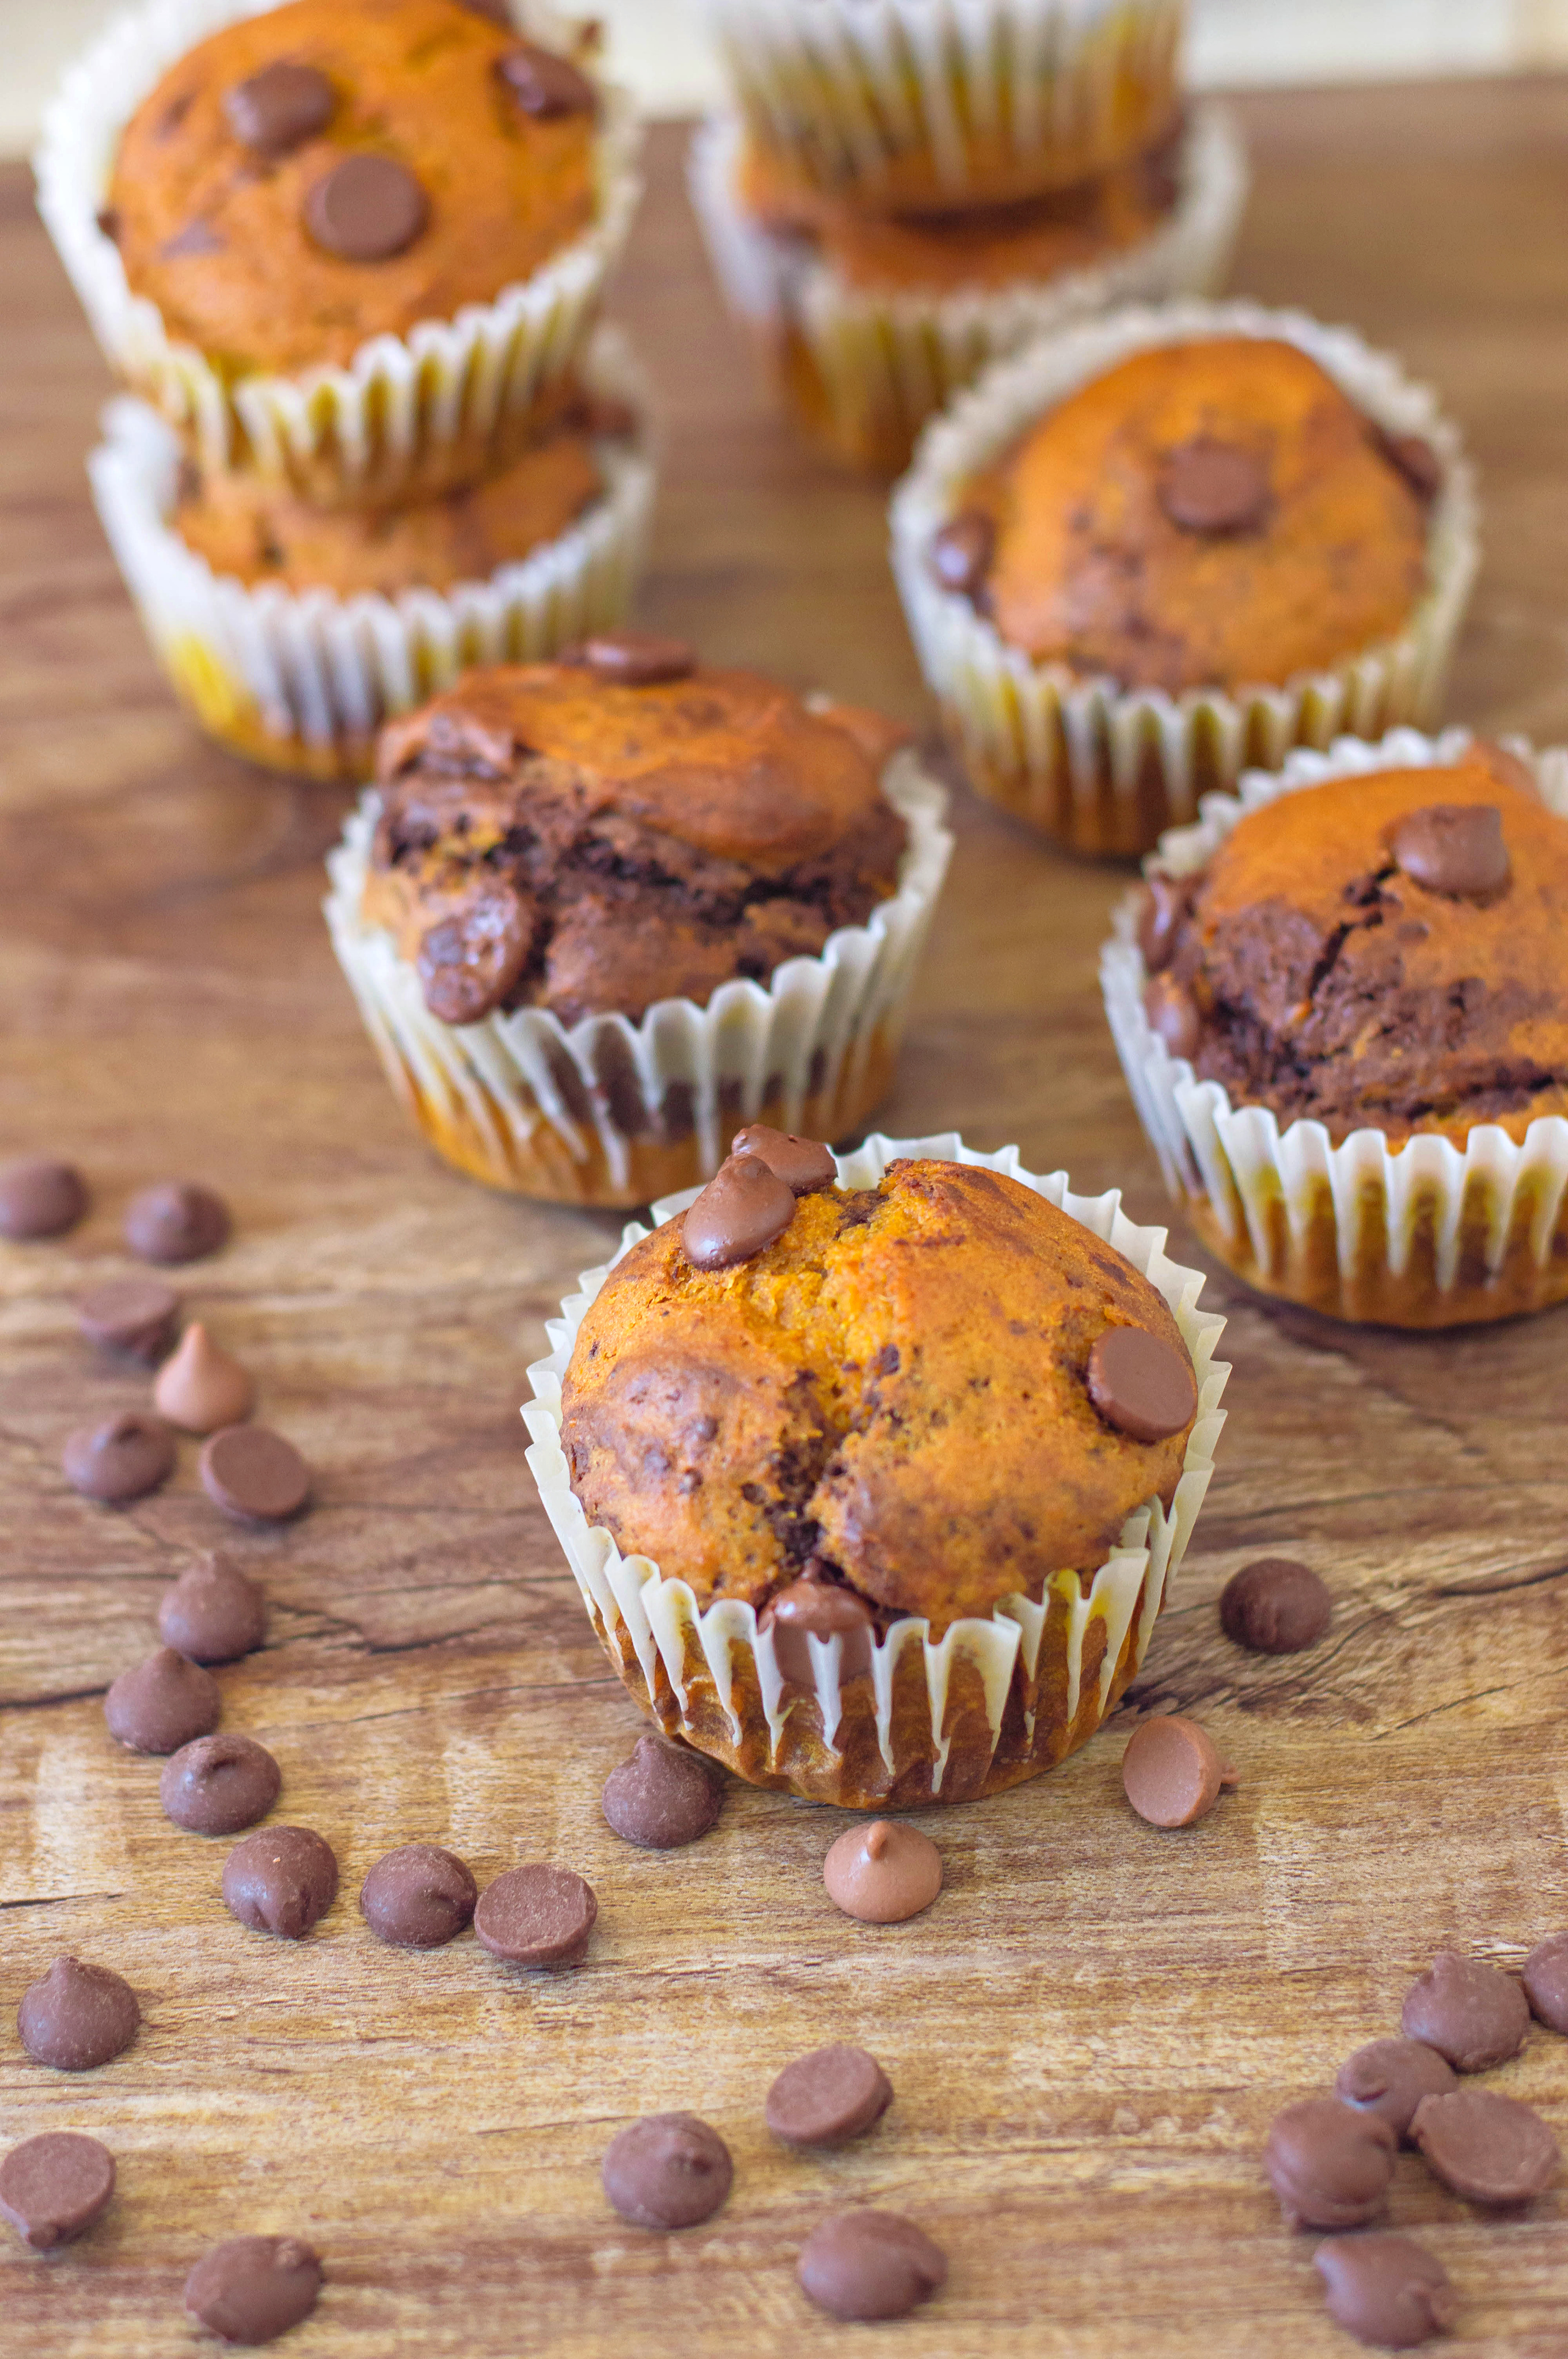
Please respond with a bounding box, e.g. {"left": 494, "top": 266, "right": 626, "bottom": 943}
{"left": 325, "top": 646, "right": 952, "bottom": 1203}
{"left": 523, "top": 1132, "right": 1230, "bottom": 1806}
{"left": 1102, "top": 729, "right": 1568, "bottom": 1326}
{"left": 890, "top": 301, "right": 1478, "bottom": 856}
{"left": 38, "top": 0, "right": 641, "bottom": 502}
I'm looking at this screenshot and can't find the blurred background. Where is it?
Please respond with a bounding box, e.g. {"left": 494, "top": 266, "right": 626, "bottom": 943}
{"left": 5, "top": 0, "right": 1568, "bottom": 150}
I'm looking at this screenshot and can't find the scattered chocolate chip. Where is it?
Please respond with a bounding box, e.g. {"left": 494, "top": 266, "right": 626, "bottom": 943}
{"left": 124, "top": 1180, "right": 230, "bottom": 1264}
{"left": 1314, "top": 2233, "right": 1456, "bottom": 2350}
{"left": 416, "top": 882, "right": 532, "bottom": 1026}
{"left": 473, "top": 1864, "right": 597, "bottom": 1966}
{"left": 730, "top": 1122, "right": 837, "bottom": 1195}
{"left": 158, "top": 1553, "right": 265, "bottom": 1663}
{"left": 1410, "top": 2086, "right": 1559, "bottom": 2205}
{"left": 17, "top": 1956, "right": 139, "bottom": 2072}
{"left": 0, "top": 2133, "right": 116, "bottom": 2250}
{"left": 1522, "top": 1932, "right": 1568, "bottom": 2034}
{"left": 185, "top": 2235, "right": 322, "bottom": 2346}
{"left": 161, "top": 1734, "right": 282, "bottom": 1837}
{"left": 1087, "top": 1323, "right": 1198, "bottom": 1443}
{"left": 304, "top": 154, "right": 429, "bottom": 264}
{"left": 601, "top": 2114, "right": 732, "bottom": 2229}
{"left": 1400, "top": 1951, "right": 1529, "bottom": 2072}
{"left": 158, "top": 219, "right": 224, "bottom": 260}
{"left": 760, "top": 1576, "right": 875, "bottom": 1684}
{"left": 1142, "top": 970, "right": 1202, "bottom": 1060}
{"left": 1120, "top": 1713, "right": 1236, "bottom": 1828}
{"left": 798, "top": 2210, "right": 947, "bottom": 2322}
{"left": 766, "top": 2045, "right": 893, "bottom": 2148}
{"left": 1335, "top": 2039, "right": 1457, "bottom": 2142}
{"left": 222, "top": 1826, "right": 339, "bottom": 1940}
{"left": 822, "top": 1820, "right": 941, "bottom": 1924}
{"left": 1220, "top": 1558, "right": 1332, "bottom": 1655}
{"left": 199, "top": 1425, "right": 310, "bottom": 1523}
{"left": 0, "top": 1156, "right": 88, "bottom": 1240}
{"left": 105, "top": 1646, "right": 221, "bottom": 1754}
{"left": 1373, "top": 424, "right": 1444, "bottom": 505}
{"left": 155, "top": 1321, "right": 255, "bottom": 1433}
{"left": 1157, "top": 437, "right": 1270, "bottom": 535}
{"left": 1135, "top": 873, "right": 1189, "bottom": 974}
{"left": 359, "top": 1844, "right": 478, "bottom": 1947}
{"left": 681, "top": 1152, "right": 796, "bottom": 1271}
{"left": 78, "top": 1277, "right": 180, "bottom": 1363}
{"left": 602, "top": 1734, "right": 722, "bottom": 1849}
{"left": 1388, "top": 803, "right": 1510, "bottom": 898}
{"left": 563, "top": 631, "right": 695, "bottom": 686}
{"left": 224, "top": 61, "right": 335, "bottom": 156}
{"left": 63, "top": 1412, "right": 176, "bottom": 1504}
{"left": 495, "top": 40, "right": 598, "bottom": 117}
{"left": 1263, "top": 2098, "right": 1396, "bottom": 2231}
{"left": 927, "top": 510, "right": 993, "bottom": 598}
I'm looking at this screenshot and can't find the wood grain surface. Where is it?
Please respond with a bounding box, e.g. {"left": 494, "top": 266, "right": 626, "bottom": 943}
{"left": 3, "top": 85, "right": 1568, "bottom": 2359}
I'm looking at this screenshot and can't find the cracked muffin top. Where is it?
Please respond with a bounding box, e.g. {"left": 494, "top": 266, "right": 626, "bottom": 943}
{"left": 930, "top": 337, "right": 1440, "bottom": 696}
{"left": 107, "top": 0, "right": 601, "bottom": 378}
{"left": 560, "top": 1155, "right": 1197, "bottom": 1637}
{"left": 1137, "top": 744, "right": 1568, "bottom": 1146}
{"left": 362, "top": 648, "right": 910, "bottom": 1027}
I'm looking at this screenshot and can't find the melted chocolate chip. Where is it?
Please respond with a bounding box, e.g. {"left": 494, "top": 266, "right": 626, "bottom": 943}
{"left": 798, "top": 2211, "right": 947, "bottom": 2322}
{"left": 1388, "top": 803, "right": 1510, "bottom": 897}
{"left": 223, "top": 1826, "right": 339, "bottom": 1939}
{"left": 1086, "top": 1324, "right": 1197, "bottom": 1443}
{"left": 1120, "top": 1713, "right": 1236, "bottom": 1828}
{"left": 1264, "top": 2098, "right": 1396, "bottom": 2231}
{"left": 927, "top": 510, "right": 993, "bottom": 598}
{"left": 1410, "top": 2087, "right": 1559, "bottom": 2205}
{"left": 158, "top": 220, "right": 224, "bottom": 260}
{"left": 161, "top": 1735, "right": 282, "bottom": 1836}
{"left": 1373, "top": 424, "right": 1444, "bottom": 505}
{"left": 0, "top": 1156, "right": 88, "bottom": 1240}
{"left": 17, "top": 1957, "right": 139, "bottom": 2072}
{"left": 730, "top": 1122, "right": 836, "bottom": 1195}
{"left": 63, "top": 1412, "right": 175, "bottom": 1504}
{"left": 78, "top": 1277, "right": 180, "bottom": 1364}
{"left": 105, "top": 1647, "right": 222, "bottom": 1754}
{"left": 305, "top": 154, "right": 429, "bottom": 263}
{"left": 0, "top": 2132, "right": 116, "bottom": 2250}
{"left": 1400, "top": 1950, "right": 1529, "bottom": 2072}
{"left": 563, "top": 631, "right": 695, "bottom": 686}
{"left": 185, "top": 2236, "right": 322, "bottom": 2346}
{"left": 359, "top": 1844, "right": 478, "bottom": 1947}
{"left": 224, "top": 62, "right": 335, "bottom": 156}
{"left": 1142, "top": 971, "right": 1201, "bottom": 1060}
{"left": 760, "top": 1576, "right": 875, "bottom": 1684}
{"left": 601, "top": 1735, "right": 722, "bottom": 1849}
{"left": 681, "top": 1153, "right": 796, "bottom": 1270}
{"left": 1135, "top": 873, "right": 1189, "bottom": 974}
{"left": 1314, "top": 2233, "right": 1455, "bottom": 2350}
{"left": 495, "top": 41, "right": 598, "bottom": 118}
{"left": 602, "top": 2114, "right": 732, "bottom": 2229}
{"left": 1335, "top": 2039, "right": 1457, "bottom": 2143}
{"left": 1157, "top": 437, "right": 1270, "bottom": 536}
{"left": 1219, "top": 1558, "right": 1332, "bottom": 1654}
{"left": 416, "top": 883, "right": 532, "bottom": 1025}
{"left": 473, "top": 1864, "right": 597, "bottom": 1966}
{"left": 766, "top": 2045, "right": 893, "bottom": 2148}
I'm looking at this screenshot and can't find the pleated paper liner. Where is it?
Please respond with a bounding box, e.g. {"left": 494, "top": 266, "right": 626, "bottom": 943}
{"left": 36, "top": 0, "right": 642, "bottom": 506}
{"left": 890, "top": 299, "right": 1480, "bottom": 857}
{"left": 688, "top": 103, "right": 1247, "bottom": 476}
{"left": 324, "top": 753, "right": 953, "bottom": 1207}
{"left": 1100, "top": 727, "right": 1568, "bottom": 1328}
{"left": 522, "top": 1133, "right": 1230, "bottom": 1806}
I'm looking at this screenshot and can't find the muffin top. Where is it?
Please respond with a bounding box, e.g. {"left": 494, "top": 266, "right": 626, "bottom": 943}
{"left": 1139, "top": 745, "right": 1568, "bottom": 1144}
{"left": 931, "top": 338, "right": 1438, "bottom": 696}
{"left": 107, "top": 0, "right": 601, "bottom": 377}
{"left": 561, "top": 1153, "right": 1198, "bottom": 1635}
{"left": 363, "top": 649, "right": 910, "bottom": 1026}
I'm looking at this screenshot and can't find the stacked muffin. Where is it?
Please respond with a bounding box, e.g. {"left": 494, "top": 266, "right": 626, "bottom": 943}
{"left": 38, "top": 0, "right": 651, "bottom": 778}
{"left": 690, "top": 0, "right": 1246, "bottom": 472}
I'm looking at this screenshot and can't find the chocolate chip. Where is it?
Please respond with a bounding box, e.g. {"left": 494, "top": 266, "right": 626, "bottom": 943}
{"left": 78, "top": 1277, "right": 180, "bottom": 1363}
{"left": 822, "top": 1820, "right": 941, "bottom": 1924}
{"left": 730, "top": 1122, "right": 837, "bottom": 1195}
{"left": 0, "top": 2133, "right": 116, "bottom": 2250}
{"left": 1335, "top": 2039, "right": 1457, "bottom": 2142}
{"left": 1087, "top": 1324, "right": 1197, "bottom": 1443}
{"left": 601, "top": 2114, "right": 732, "bottom": 2229}
{"left": 681, "top": 1152, "right": 796, "bottom": 1270}
{"left": 222, "top": 1826, "right": 339, "bottom": 1939}
{"left": 797, "top": 2210, "right": 948, "bottom": 2322}
{"left": 161, "top": 1734, "right": 282, "bottom": 1836}
{"left": 416, "top": 882, "right": 532, "bottom": 1025}
{"left": 495, "top": 41, "right": 598, "bottom": 117}
{"left": 158, "top": 1553, "right": 265, "bottom": 1663}
{"left": 0, "top": 1156, "right": 87, "bottom": 1240}
{"left": 602, "top": 1734, "right": 722, "bottom": 1849}
{"left": 1523, "top": 1932, "right": 1568, "bottom": 2034}
{"left": 563, "top": 631, "right": 696, "bottom": 686}
{"left": 200, "top": 1425, "right": 310, "bottom": 1523}
{"left": 1142, "top": 971, "right": 1201, "bottom": 1060}
{"left": 154, "top": 1321, "right": 255, "bottom": 1434}
{"left": 304, "top": 154, "right": 429, "bottom": 263}
{"left": 1263, "top": 2098, "right": 1396, "bottom": 2231}
{"left": 63, "top": 1412, "right": 175, "bottom": 1504}
{"left": 459, "top": 0, "right": 515, "bottom": 21}
{"left": 1220, "top": 1558, "right": 1332, "bottom": 1655}
{"left": 1120, "top": 1713, "right": 1236, "bottom": 1828}
{"left": 1400, "top": 1950, "right": 1529, "bottom": 2071}
{"left": 96, "top": 206, "right": 120, "bottom": 244}
{"left": 1135, "top": 874, "right": 1189, "bottom": 974}
{"left": 158, "top": 219, "right": 224, "bottom": 259}
{"left": 1157, "top": 437, "right": 1271, "bottom": 535}
{"left": 105, "top": 1646, "right": 221, "bottom": 1754}
{"left": 766, "top": 2045, "right": 893, "bottom": 2148}
{"left": 1373, "top": 424, "right": 1444, "bottom": 505}
{"left": 359, "top": 1844, "right": 478, "bottom": 1947}
{"left": 17, "top": 1956, "right": 139, "bottom": 2072}
{"left": 1314, "top": 2233, "right": 1456, "bottom": 2350}
{"left": 927, "top": 511, "right": 994, "bottom": 598}
{"left": 1388, "top": 803, "right": 1510, "bottom": 897}
{"left": 473, "top": 1864, "right": 597, "bottom": 1966}
{"left": 124, "top": 1180, "right": 230, "bottom": 1264}
{"left": 224, "top": 62, "right": 335, "bottom": 156}
{"left": 1410, "top": 2086, "right": 1559, "bottom": 2205}
{"left": 185, "top": 2236, "right": 322, "bottom": 2346}
{"left": 760, "top": 1576, "right": 875, "bottom": 1684}
{"left": 564, "top": 388, "right": 639, "bottom": 440}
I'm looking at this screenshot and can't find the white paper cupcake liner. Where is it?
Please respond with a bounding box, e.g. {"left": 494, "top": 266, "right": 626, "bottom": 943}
{"left": 88, "top": 328, "right": 658, "bottom": 781}
{"left": 1102, "top": 726, "right": 1568, "bottom": 1328}
{"left": 35, "top": 0, "right": 643, "bottom": 504}
{"left": 706, "top": 0, "right": 1185, "bottom": 208}
{"left": 890, "top": 299, "right": 1481, "bottom": 855}
{"left": 689, "top": 104, "right": 1247, "bottom": 473}
{"left": 521, "top": 1131, "right": 1229, "bottom": 1806}
{"left": 324, "top": 749, "right": 954, "bottom": 1206}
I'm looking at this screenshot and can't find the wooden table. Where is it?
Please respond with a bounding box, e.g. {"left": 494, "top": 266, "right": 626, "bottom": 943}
{"left": 3, "top": 84, "right": 1568, "bottom": 2359}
